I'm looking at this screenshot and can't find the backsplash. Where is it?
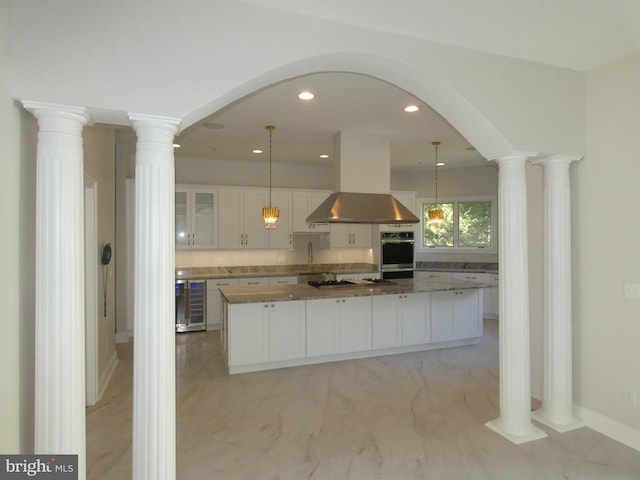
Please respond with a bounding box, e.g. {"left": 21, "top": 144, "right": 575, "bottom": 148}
{"left": 175, "top": 234, "right": 374, "bottom": 268}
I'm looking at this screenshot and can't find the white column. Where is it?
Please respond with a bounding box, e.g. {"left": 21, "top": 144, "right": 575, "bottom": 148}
{"left": 22, "top": 101, "right": 91, "bottom": 479}
{"left": 486, "top": 153, "right": 548, "bottom": 444}
{"left": 531, "top": 155, "right": 585, "bottom": 432}
{"left": 129, "top": 113, "right": 181, "bottom": 480}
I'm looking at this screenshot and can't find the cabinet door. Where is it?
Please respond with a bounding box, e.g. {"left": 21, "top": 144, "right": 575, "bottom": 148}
{"left": 306, "top": 298, "right": 339, "bottom": 357}
{"left": 269, "top": 301, "right": 306, "bottom": 361}
{"left": 206, "top": 279, "right": 239, "bottom": 331}
{"left": 350, "top": 224, "right": 373, "bottom": 247}
{"left": 218, "top": 189, "right": 245, "bottom": 248}
{"left": 372, "top": 295, "right": 402, "bottom": 349}
{"left": 243, "top": 189, "right": 270, "bottom": 248}
{"left": 430, "top": 290, "right": 455, "bottom": 342}
{"left": 292, "top": 191, "right": 330, "bottom": 232}
{"left": 267, "top": 190, "right": 293, "bottom": 249}
{"left": 175, "top": 189, "right": 190, "bottom": 248}
{"left": 192, "top": 189, "right": 217, "bottom": 248}
{"left": 453, "top": 289, "right": 482, "bottom": 339}
{"left": 228, "top": 303, "right": 269, "bottom": 366}
{"left": 401, "top": 292, "right": 429, "bottom": 346}
{"left": 338, "top": 296, "right": 372, "bottom": 353}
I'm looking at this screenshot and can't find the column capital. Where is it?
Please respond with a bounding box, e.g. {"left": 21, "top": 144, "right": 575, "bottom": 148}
{"left": 128, "top": 112, "right": 182, "bottom": 134}
{"left": 21, "top": 100, "right": 93, "bottom": 126}
{"left": 532, "top": 153, "right": 582, "bottom": 168}
{"left": 488, "top": 150, "right": 538, "bottom": 163}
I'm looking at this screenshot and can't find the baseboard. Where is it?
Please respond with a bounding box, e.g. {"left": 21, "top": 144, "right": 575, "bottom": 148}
{"left": 98, "top": 351, "right": 119, "bottom": 401}
{"left": 574, "top": 405, "right": 640, "bottom": 452}
{"left": 115, "top": 331, "right": 130, "bottom": 343}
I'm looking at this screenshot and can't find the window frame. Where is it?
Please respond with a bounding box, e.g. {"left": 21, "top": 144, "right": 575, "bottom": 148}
{"left": 416, "top": 194, "right": 498, "bottom": 254}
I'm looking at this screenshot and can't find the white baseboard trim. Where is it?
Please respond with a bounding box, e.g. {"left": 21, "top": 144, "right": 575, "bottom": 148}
{"left": 98, "top": 351, "right": 119, "bottom": 401}
{"left": 574, "top": 405, "right": 640, "bottom": 452}
{"left": 115, "top": 331, "right": 130, "bottom": 343}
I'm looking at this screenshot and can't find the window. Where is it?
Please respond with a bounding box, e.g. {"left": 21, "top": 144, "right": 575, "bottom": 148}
{"left": 419, "top": 196, "right": 496, "bottom": 252}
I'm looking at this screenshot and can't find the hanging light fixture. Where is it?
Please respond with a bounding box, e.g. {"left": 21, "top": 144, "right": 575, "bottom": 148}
{"left": 262, "top": 125, "right": 279, "bottom": 229}
{"left": 428, "top": 141, "right": 444, "bottom": 227}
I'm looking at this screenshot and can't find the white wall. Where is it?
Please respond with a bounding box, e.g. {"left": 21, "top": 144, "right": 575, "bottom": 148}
{"left": 8, "top": 0, "right": 585, "bottom": 157}
{"left": 0, "top": 0, "right": 36, "bottom": 451}
{"left": 576, "top": 52, "right": 640, "bottom": 431}
{"left": 83, "top": 125, "right": 117, "bottom": 382}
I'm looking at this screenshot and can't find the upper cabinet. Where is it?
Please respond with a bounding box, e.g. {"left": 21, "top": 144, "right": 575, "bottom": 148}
{"left": 330, "top": 224, "right": 373, "bottom": 248}
{"left": 217, "top": 187, "right": 293, "bottom": 249}
{"left": 218, "top": 188, "right": 269, "bottom": 249}
{"left": 175, "top": 185, "right": 218, "bottom": 249}
{"left": 292, "top": 190, "right": 331, "bottom": 232}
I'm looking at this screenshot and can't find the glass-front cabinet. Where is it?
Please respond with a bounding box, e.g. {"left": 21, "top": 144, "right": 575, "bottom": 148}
{"left": 175, "top": 185, "right": 217, "bottom": 249}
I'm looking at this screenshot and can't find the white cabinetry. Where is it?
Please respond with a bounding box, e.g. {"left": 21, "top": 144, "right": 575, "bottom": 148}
{"left": 268, "top": 276, "right": 298, "bottom": 285}
{"left": 452, "top": 272, "right": 499, "bottom": 319}
{"left": 218, "top": 188, "right": 270, "bottom": 249}
{"left": 371, "top": 292, "right": 429, "bottom": 349}
{"left": 237, "top": 277, "right": 268, "bottom": 286}
{"left": 306, "top": 296, "right": 372, "bottom": 357}
{"left": 430, "top": 289, "right": 482, "bottom": 342}
{"left": 175, "top": 185, "right": 217, "bottom": 249}
{"left": 206, "top": 278, "right": 239, "bottom": 331}
{"left": 292, "top": 190, "right": 331, "bottom": 232}
{"left": 330, "top": 224, "right": 373, "bottom": 248}
{"left": 227, "top": 300, "right": 306, "bottom": 367}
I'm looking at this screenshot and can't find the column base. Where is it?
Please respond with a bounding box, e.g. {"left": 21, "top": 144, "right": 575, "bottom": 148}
{"left": 531, "top": 409, "right": 586, "bottom": 433}
{"left": 485, "top": 418, "right": 548, "bottom": 445}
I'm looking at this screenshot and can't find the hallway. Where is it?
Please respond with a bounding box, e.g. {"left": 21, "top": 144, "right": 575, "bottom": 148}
{"left": 86, "top": 320, "right": 640, "bottom": 479}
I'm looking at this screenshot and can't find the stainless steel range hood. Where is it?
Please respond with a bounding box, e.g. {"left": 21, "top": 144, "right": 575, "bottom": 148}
{"left": 306, "top": 192, "right": 419, "bottom": 224}
{"left": 306, "top": 131, "right": 419, "bottom": 225}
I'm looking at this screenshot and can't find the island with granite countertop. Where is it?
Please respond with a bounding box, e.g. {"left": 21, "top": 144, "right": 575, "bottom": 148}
{"left": 219, "top": 277, "right": 494, "bottom": 374}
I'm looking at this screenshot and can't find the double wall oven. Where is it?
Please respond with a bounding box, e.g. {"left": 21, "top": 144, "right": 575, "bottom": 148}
{"left": 380, "top": 231, "right": 415, "bottom": 279}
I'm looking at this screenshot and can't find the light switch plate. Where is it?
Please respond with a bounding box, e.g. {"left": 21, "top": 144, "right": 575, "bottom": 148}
{"left": 624, "top": 282, "right": 640, "bottom": 299}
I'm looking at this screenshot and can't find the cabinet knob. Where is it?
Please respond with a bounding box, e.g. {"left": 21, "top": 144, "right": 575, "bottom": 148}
{"left": 264, "top": 304, "right": 269, "bottom": 308}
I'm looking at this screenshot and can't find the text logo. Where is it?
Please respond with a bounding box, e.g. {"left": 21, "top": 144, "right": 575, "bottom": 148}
{"left": 0, "top": 455, "right": 77, "bottom": 479}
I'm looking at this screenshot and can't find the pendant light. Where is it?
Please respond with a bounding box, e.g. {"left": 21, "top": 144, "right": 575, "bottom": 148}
{"left": 428, "top": 141, "right": 444, "bottom": 227}
{"left": 262, "top": 125, "right": 279, "bottom": 229}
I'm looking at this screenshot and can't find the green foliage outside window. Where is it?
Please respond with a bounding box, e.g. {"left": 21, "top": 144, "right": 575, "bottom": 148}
{"left": 423, "top": 202, "right": 454, "bottom": 247}
{"left": 459, "top": 201, "right": 491, "bottom": 247}
{"left": 422, "top": 200, "right": 493, "bottom": 249}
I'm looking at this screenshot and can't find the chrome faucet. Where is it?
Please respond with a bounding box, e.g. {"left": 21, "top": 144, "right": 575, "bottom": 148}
{"left": 307, "top": 241, "right": 313, "bottom": 267}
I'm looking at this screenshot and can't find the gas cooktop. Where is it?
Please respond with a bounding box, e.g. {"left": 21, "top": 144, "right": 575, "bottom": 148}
{"left": 307, "top": 278, "right": 393, "bottom": 288}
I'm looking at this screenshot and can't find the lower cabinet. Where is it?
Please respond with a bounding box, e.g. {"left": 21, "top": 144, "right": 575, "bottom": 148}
{"left": 227, "top": 300, "right": 306, "bottom": 366}
{"left": 430, "top": 289, "right": 482, "bottom": 342}
{"left": 371, "top": 292, "right": 429, "bottom": 349}
{"left": 306, "top": 296, "right": 372, "bottom": 357}
{"left": 207, "top": 279, "right": 239, "bottom": 331}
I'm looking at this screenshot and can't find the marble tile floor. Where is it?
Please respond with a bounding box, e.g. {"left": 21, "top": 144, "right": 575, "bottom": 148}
{"left": 86, "top": 319, "right": 640, "bottom": 479}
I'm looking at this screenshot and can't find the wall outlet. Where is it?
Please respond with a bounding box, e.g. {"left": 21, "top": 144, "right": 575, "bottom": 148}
{"left": 623, "top": 282, "right": 640, "bottom": 299}
{"left": 624, "top": 389, "right": 637, "bottom": 407}
{"left": 337, "top": 255, "right": 343, "bottom": 262}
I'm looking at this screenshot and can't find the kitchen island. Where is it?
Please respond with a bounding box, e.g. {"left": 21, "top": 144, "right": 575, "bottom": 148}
{"left": 220, "top": 277, "right": 492, "bottom": 374}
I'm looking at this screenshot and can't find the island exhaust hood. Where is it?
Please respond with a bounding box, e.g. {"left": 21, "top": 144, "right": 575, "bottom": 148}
{"left": 306, "top": 132, "right": 419, "bottom": 225}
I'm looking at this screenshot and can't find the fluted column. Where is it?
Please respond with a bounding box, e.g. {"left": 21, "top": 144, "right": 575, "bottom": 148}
{"left": 485, "top": 153, "right": 547, "bottom": 444}
{"left": 22, "top": 101, "right": 91, "bottom": 479}
{"left": 531, "top": 155, "right": 585, "bottom": 432}
{"left": 129, "top": 113, "right": 181, "bottom": 480}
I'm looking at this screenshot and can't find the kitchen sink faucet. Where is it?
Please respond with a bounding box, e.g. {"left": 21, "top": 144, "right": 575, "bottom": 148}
{"left": 307, "top": 241, "right": 313, "bottom": 267}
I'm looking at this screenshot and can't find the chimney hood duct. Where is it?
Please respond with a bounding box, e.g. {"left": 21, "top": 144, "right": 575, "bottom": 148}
{"left": 306, "top": 192, "right": 419, "bottom": 224}
{"left": 306, "top": 131, "right": 419, "bottom": 225}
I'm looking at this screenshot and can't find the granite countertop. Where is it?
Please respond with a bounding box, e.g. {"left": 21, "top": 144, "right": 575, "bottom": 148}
{"left": 220, "top": 277, "right": 495, "bottom": 304}
{"left": 175, "top": 263, "right": 379, "bottom": 280}
{"left": 415, "top": 262, "right": 498, "bottom": 273}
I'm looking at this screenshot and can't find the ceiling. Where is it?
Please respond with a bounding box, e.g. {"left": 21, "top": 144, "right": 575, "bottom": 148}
{"left": 175, "top": 1, "right": 640, "bottom": 173}
{"left": 176, "top": 72, "right": 485, "bottom": 173}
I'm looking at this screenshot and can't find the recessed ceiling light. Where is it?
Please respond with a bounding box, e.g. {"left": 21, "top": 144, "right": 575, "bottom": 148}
{"left": 298, "top": 91, "right": 315, "bottom": 100}
{"left": 252, "top": 149, "right": 263, "bottom": 154}
{"left": 173, "top": 143, "right": 181, "bottom": 148}
{"left": 404, "top": 105, "right": 419, "bottom": 113}
{"left": 203, "top": 122, "right": 224, "bottom": 129}
{"left": 436, "top": 162, "right": 445, "bottom": 167}
{"left": 319, "top": 154, "right": 329, "bottom": 158}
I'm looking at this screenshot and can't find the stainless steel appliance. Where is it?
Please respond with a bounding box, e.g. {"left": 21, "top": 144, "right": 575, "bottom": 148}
{"left": 175, "top": 279, "right": 207, "bottom": 332}
{"left": 380, "top": 231, "right": 415, "bottom": 279}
